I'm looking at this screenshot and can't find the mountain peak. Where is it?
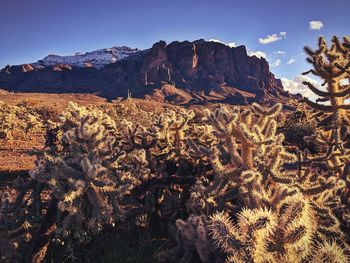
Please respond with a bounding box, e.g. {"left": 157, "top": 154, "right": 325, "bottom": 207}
{"left": 0, "top": 39, "right": 293, "bottom": 105}
{"left": 34, "top": 46, "right": 140, "bottom": 69}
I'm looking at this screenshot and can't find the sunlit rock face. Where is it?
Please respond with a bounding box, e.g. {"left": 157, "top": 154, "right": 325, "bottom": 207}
{"left": 0, "top": 40, "right": 292, "bottom": 104}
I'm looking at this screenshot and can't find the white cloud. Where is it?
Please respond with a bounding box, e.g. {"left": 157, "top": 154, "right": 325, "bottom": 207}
{"left": 209, "top": 39, "right": 236, "bottom": 48}
{"left": 259, "top": 34, "right": 280, "bottom": 44}
{"left": 281, "top": 75, "right": 323, "bottom": 101}
{"left": 309, "top": 20, "right": 324, "bottom": 30}
{"left": 274, "top": 50, "right": 286, "bottom": 55}
{"left": 280, "top": 32, "right": 287, "bottom": 38}
{"left": 287, "top": 58, "right": 295, "bottom": 64}
{"left": 259, "top": 32, "right": 287, "bottom": 44}
{"left": 248, "top": 50, "right": 267, "bottom": 59}
{"left": 271, "top": 59, "right": 281, "bottom": 67}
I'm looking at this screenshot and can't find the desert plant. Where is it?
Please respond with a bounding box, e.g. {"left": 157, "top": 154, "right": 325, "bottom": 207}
{"left": 302, "top": 36, "right": 350, "bottom": 173}
{"left": 0, "top": 101, "right": 206, "bottom": 262}
{"left": 0, "top": 100, "right": 43, "bottom": 140}
{"left": 158, "top": 215, "right": 216, "bottom": 263}
{"left": 0, "top": 102, "right": 150, "bottom": 262}
{"left": 2, "top": 91, "right": 350, "bottom": 263}
{"left": 308, "top": 240, "right": 350, "bottom": 263}
{"left": 125, "top": 106, "right": 202, "bottom": 233}
{"left": 162, "top": 103, "right": 349, "bottom": 262}
{"left": 186, "top": 103, "right": 297, "bottom": 215}
{"left": 301, "top": 35, "right": 350, "bottom": 241}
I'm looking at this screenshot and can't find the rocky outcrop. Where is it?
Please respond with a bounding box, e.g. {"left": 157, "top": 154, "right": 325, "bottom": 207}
{"left": 0, "top": 39, "right": 292, "bottom": 105}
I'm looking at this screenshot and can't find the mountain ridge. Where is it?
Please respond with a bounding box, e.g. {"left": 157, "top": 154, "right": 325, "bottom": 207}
{"left": 0, "top": 39, "right": 295, "bottom": 105}
{"left": 33, "top": 46, "right": 139, "bottom": 69}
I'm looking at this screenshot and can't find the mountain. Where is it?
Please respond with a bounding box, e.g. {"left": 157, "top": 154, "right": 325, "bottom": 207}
{"left": 34, "top": 46, "right": 140, "bottom": 69}
{"left": 0, "top": 40, "right": 294, "bottom": 105}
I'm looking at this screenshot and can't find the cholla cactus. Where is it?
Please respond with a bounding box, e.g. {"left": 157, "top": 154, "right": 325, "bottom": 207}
{"left": 125, "top": 107, "right": 200, "bottom": 228}
{"left": 309, "top": 240, "right": 350, "bottom": 263}
{"left": 302, "top": 36, "right": 350, "bottom": 172}
{"left": 209, "top": 201, "right": 348, "bottom": 263}
{"left": 302, "top": 36, "right": 350, "bottom": 241}
{"left": 0, "top": 100, "right": 42, "bottom": 140}
{"left": 152, "top": 107, "right": 196, "bottom": 161}
{"left": 168, "top": 103, "right": 350, "bottom": 262}
{"left": 0, "top": 102, "right": 150, "bottom": 262}
{"left": 281, "top": 100, "right": 321, "bottom": 153}
{"left": 34, "top": 102, "right": 148, "bottom": 245}
{"left": 0, "top": 101, "right": 16, "bottom": 139}
{"left": 159, "top": 215, "right": 215, "bottom": 263}
{"left": 2, "top": 91, "right": 350, "bottom": 263}
{"left": 1, "top": 102, "right": 203, "bottom": 261}
{"left": 303, "top": 36, "right": 350, "bottom": 130}
{"left": 187, "top": 103, "right": 297, "bottom": 214}
{"left": 0, "top": 191, "right": 18, "bottom": 262}
{"left": 100, "top": 100, "right": 155, "bottom": 129}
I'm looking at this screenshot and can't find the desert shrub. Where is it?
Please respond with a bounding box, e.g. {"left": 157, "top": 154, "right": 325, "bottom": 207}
{"left": 98, "top": 101, "right": 155, "bottom": 128}
{"left": 298, "top": 36, "right": 350, "bottom": 239}
{"left": 302, "top": 36, "right": 350, "bottom": 174}
{"left": 33, "top": 105, "right": 61, "bottom": 123}
{"left": 280, "top": 102, "right": 321, "bottom": 153}
{"left": 0, "top": 100, "right": 43, "bottom": 140}
{"left": 284, "top": 119, "right": 317, "bottom": 150}
{"left": 2, "top": 99, "right": 349, "bottom": 263}
{"left": 161, "top": 103, "right": 349, "bottom": 263}
{"left": 0, "top": 102, "right": 151, "bottom": 262}
{"left": 0, "top": 101, "right": 203, "bottom": 262}
{"left": 124, "top": 106, "right": 205, "bottom": 235}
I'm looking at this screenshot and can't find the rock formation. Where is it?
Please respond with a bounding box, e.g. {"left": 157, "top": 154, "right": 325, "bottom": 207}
{"left": 0, "top": 39, "right": 292, "bottom": 105}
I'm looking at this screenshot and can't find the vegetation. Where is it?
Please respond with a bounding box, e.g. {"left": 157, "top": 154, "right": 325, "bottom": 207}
{"left": 0, "top": 100, "right": 42, "bottom": 140}
{"left": 0, "top": 35, "right": 350, "bottom": 263}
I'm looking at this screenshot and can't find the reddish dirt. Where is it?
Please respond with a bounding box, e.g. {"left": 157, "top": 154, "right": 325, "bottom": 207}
{"left": 0, "top": 134, "right": 41, "bottom": 172}
{"left": 0, "top": 92, "right": 107, "bottom": 108}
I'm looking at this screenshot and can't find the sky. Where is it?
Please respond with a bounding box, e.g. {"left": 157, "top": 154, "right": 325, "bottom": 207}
{"left": 0, "top": 0, "right": 349, "bottom": 96}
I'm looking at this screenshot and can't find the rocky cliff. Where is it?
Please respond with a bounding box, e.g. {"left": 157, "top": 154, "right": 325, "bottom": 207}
{"left": 0, "top": 39, "right": 292, "bottom": 105}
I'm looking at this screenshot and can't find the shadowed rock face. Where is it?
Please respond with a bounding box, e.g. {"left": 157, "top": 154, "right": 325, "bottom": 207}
{"left": 0, "top": 39, "right": 292, "bottom": 105}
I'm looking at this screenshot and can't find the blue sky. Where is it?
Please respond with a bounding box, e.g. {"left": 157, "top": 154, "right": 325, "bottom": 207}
{"left": 0, "top": 0, "right": 349, "bottom": 83}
